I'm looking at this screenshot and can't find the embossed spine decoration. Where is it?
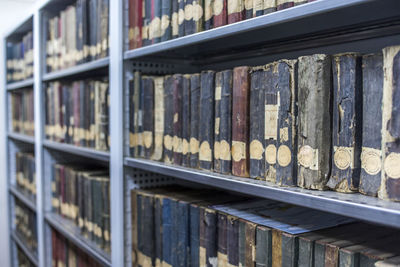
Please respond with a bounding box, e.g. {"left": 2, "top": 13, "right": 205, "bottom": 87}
{"left": 152, "top": 77, "right": 165, "bottom": 161}
{"left": 214, "top": 72, "right": 223, "bottom": 172}
{"left": 204, "top": 0, "right": 214, "bottom": 30}
{"left": 142, "top": 0, "right": 152, "bottom": 46}
{"left": 190, "top": 74, "right": 201, "bottom": 168}
{"left": 276, "top": 0, "right": 294, "bottom": 10}
{"left": 173, "top": 74, "right": 184, "bottom": 165}
{"left": 213, "top": 0, "right": 227, "bottom": 27}
{"left": 199, "top": 71, "right": 215, "bottom": 170}
{"left": 184, "top": 0, "right": 195, "bottom": 35}
{"left": 164, "top": 75, "right": 174, "bottom": 163}
{"left": 263, "top": 0, "right": 276, "bottom": 14}
{"left": 297, "top": 54, "right": 332, "bottom": 190}
{"left": 264, "top": 63, "right": 278, "bottom": 182}
{"left": 380, "top": 46, "right": 400, "bottom": 201}
{"left": 327, "top": 53, "right": 362, "bottom": 192}
{"left": 220, "top": 70, "right": 233, "bottom": 174}
{"left": 143, "top": 76, "right": 155, "bottom": 159}
{"left": 178, "top": 0, "right": 186, "bottom": 37}
{"left": 249, "top": 67, "right": 265, "bottom": 179}
{"left": 161, "top": 0, "right": 172, "bottom": 42}
{"left": 232, "top": 66, "right": 250, "bottom": 177}
{"left": 276, "top": 60, "right": 298, "bottom": 186}
{"left": 172, "top": 0, "right": 179, "bottom": 39}
{"left": 227, "top": 0, "right": 245, "bottom": 24}
{"left": 359, "top": 53, "right": 383, "bottom": 196}
{"left": 182, "top": 75, "right": 191, "bottom": 167}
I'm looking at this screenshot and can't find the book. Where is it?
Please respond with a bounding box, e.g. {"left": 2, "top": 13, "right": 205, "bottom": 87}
{"left": 152, "top": 77, "right": 165, "bottom": 161}
{"left": 214, "top": 72, "right": 223, "bottom": 172}
{"left": 213, "top": 0, "right": 227, "bottom": 27}
{"left": 204, "top": 0, "right": 214, "bottom": 30}
{"left": 164, "top": 75, "right": 175, "bottom": 163}
{"left": 220, "top": 70, "right": 233, "bottom": 174}
{"left": 15, "top": 152, "right": 36, "bottom": 199}
{"left": 359, "top": 53, "right": 383, "bottom": 196}
{"left": 151, "top": 0, "right": 162, "bottom": 43}
{"left": 10, "top": 89, "right": 35, "bottom": 136}
{"left": 297, "top": 54, "right": 332, "bottom": 190}
{"left": 256, "top": 225, "right": 272, "bottom": 267}
{"left": 253, "top": 0, "right": 263, "bottom": 17}
{"left": 277, "top": 0, "right": 294, "bottom": 10}
{"left": 129, "top": 0, "right": 143, "bottom": 49}
{"left": 184, "top": 0, "right": 195, "bottom": 35}
{"left": 7, "top": 31, "right": 34, "bottom": 83}
{"left": 227, "top": 0, "right": 245, "bottom": 24}
{"left": 14, "top": 198, "right": 38, "bottom": 253}
{"left": 173, "top": 74, "right": 184, "bottom": 165}
{"left": 327, "top": 53, "right": 362, "bottom": 193}
{"left": 130, "top": 72, "right": 141, "bottom": 157}
{"left": 264, "top": 0, "right": 276, "bottom": 14}
{"left": 172, "top": 0, "right": 179, "bottom": 39}
{"left": 182, "top": 75, "right": 191, "bottom": 167}
{"left": 217, "top": 213, "right": 228, "bottom": 266}
{"left": 142, "top": 0, "right": 151, "bottom": 46}
{"left": 178, "top": 0, "right": 186, "bottom": 36}
{"left": 190, "top": 74, "right": 201, "bottom": 168}
{"left": 143, "top": 76, "right": 155, "bottom": 159}
{"left": 161, "top": 0, "right": 172, "bottom": 42}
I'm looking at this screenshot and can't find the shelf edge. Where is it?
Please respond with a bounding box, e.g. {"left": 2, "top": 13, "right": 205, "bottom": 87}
{"left": 11, "top": 231, "right": 39, "bottom": 266}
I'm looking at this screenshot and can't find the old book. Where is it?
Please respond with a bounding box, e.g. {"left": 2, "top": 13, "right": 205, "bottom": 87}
{"left": 297, "top": 54, "right": 332, "bottom": 190}
{"left": 199, "top": 208, "right": 217, "bottom": 267}
{"left": 204, "top": 0, "right": 214, "bottom": 30}
{"left": 294, "top": 0, "right": 307, "bottom": 6}
{"left": 178, "top": 0, "right": 186, "bottom": 36}
{"left": 142, "top": 0, "right": 151, "bottom": 46}
{"left": 142, "top": 77, "right": 155, "bottom": 159}
{"left": 173, "top": 74, "right": 184, "bottom": 165}
{"left": 238, "top": 219, "right": 246, "bottom": 267}
{"left": 152, "top": 0, "right": 162, "bottom": 43}
{"left": 190, "top": 74, "right": 201, "bottom": 168}
{"left": 138, "top": 77, "right": 145, "bottom": 157}
{"left": 161, "top": 0, "right": 172, "bottom": 41}
{"left": 213, "top": 0, "right": 227, "bottom": 27}
{"left": 232, "top": 66, "right": 250, "bottom": 177}
{"left": 264, "top": 0, "right": 276, "bottom": 14}
{"left": 190, "top": 202, "right": 200, "bottom": 267}
{"left": 172, "top": 0, "right": 179, "bottom": 38}
{"left": 137, "top": 191, "right": 155, "bottom": 267}
{"left": 358, "top": 236, "right": 399, "bottom": 267}
{"left": 244, "top": 221, "right": 257, "bottom": 267}
{"left": 214, "top": 72, "right": 223, "bottom": 173}
{"left": 217, "top": 213, "right": 228, "bottom": 267}
{"left": 154, "top": 194, "right": 163, "bottom": 267}
{"left": 276, "top": 59, "right": 298, "bottom": 186}
{"left": 182, "top": 75, "right": 191, "bottom": 167}
{"left": 277, "top": 0, "right": 294, "bottom": 10}
{"left": 130, "top": 72, "right": 141, "bottom": 157}
{"left": 132, "top": 0, "right": 143, "bottom": 49}
{"left": 220, "top": 70, "right": 233, "bottom": 174}
{"left": 131, "top": 190, "right": 138, "bottom": 266}
{"left": 152, "top": 77, "right": 165, "bottom": 161}
{"left": 256, "top": 225, "right": 272, "bottom": 267}
{"left": 227, "top": 215, "right": 240, "bottom": 267}
{"left": 250, "top": 66, "right": 265, "bottom": 179}
{"left": 227, "top": 0, "right": 245, "bottom": 24}
{"left": 129, "top": 78, "right": 136, "bottom": 156}
{"left": 380, "top": 45, "right": 400, "bottom": 201}
{"left": 199, "top": 71, "right": 215, "bottom": 170}
{"left": 164, "top": 76, "right": 174, "bottom": 163}
{"left": 253, "top": 0, "right": 263, "bottom": 17}
{"left": 100, "top": 0, "right": 109, "bottom": 58}
{"left": 193, "top": 0, "right": 204, "bottom": 33}
{"left": 359, "top": 53, "right": 383, "bottom": 196}
{"left": 98, "top": 81, "right": 109, "bottom": 151}
{"left": 184, "top": 0, "right": 195, "bottom": 35}
{"left": 327, "top": 53, "right": 362, "bottom": 192}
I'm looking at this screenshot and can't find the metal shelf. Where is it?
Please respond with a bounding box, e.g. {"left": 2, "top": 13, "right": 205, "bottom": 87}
{"left": 42, "top": 57, "right": 109, "bottom": 81}
{"left": 124, "top": 157, "right": 400, "bottom": 229}
{"left": 43, "top": 140, "right": 110, "bottom": 162}
{"left": 8, "top": 132, "right": 35, "bottom": 145}
{"left": 124, "top": 0, "right": 400, "bottom": 63}
{"left": 9, "top": 185, "right": 36, "bottom": 212}
{"left": 6, "top": 78, "right": 34, "bottom": 91}
{"left": 45, "top": 213, "right": 111, "bottom": 267}
{"left": 11, "top": 231, "right": 38, "bottom": 266}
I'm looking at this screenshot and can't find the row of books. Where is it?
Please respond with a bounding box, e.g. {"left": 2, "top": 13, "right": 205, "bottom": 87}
{"left": 6, "top": 31, "right": 34, "bottom": 83}
{"left": 51, "top": 163, "right": 111, "bottom": 253}
{"left": 132, "top": 186, "right": 400, "bottom": 267}
{"left": 15, "top": 152, "right": 36, "bottom": 199}
{"left": 128, "top": 0, "right": 318, "bottom": 49}
{"left": 11, "top": 89, "right": 34, "bottom": 136}
{"left": 14, "top": 198, "right": 37, "bottom": 254}
{"left": 46, "top": 0, "right": 109, "bottom": 73}
{"left": 16, "top": 246, "right": 35, "bottom": 267}
{"left": 51, "top": 229, "right": 103, "bottom": 267}
{"left": 129, "top": 45, "right": 400, "bottom": 202}
{"left": 45, "top": 79, "right": 109, "bottom": 151}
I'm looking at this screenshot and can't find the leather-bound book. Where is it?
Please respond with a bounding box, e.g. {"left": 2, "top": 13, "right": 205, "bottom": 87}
{"left": 193, "top": 0, "right": 204, "bottom": 33}
{"left": 190, "top": 74, "right": 201, "bottom": 168}
{"left": 227, "top": 215, "right": 240, "bottom": 267}
{"left": 227, "top": 0, "right": 245, "bottom": 24}
{"left": 220, "top": 70, "right": 233, "bottom": 174}
{"left": 151, "top": 0, "right": 162, "bottom": 43}
{"left": 264, "top": 0, "right": 276, "bottom": 14}
{"left": 214, "top": 72, "right": 223, "bottom": 172}
{"left": 161, "top": 0, "right": 172, "bottom": 42}
{"left": 130, "top": 72, "right": 141, "bottom": 157}
{"left": 129, "top": 78, "right": 136, "bottom": 156}
{"left": 139, "top": 77, "right": 145, "bottom": 157}
{"left": 142, "top": 0, "right": 151, "bottom": 46}
{"left": 213, "top": 0, "right": 227, "bottom": 27}
{"left": 256, "top": 226, "right": 272, "bottom": 267}
{"left": 327, "top": 53, "right": 362, "bottom": 193}
{"left": 380, "top": 45, "right": 400, "bottom": 201}
{"left": 182, "top": 75, "right": 191, "bottom": 167}
{"left": 199, "top": 208, "right": 217, "bottom": 267}
{"left": 232, "top": 66, "right": 250, "bottom": 177}
{"left": 199, "top": 71, "right": 215, "bottom": 170}
{"left": 131, "top": 0, "right": 143, "bottom": 49}
{"left": 297, "top": 54, "right": 332, "bottom": 190}
{"left": 277, "top": 0, "right": 293, "bottom": 10}
{"left": 184, "top": 0, "right": 194, "bottom": 35}
{"left": 217, "top": 213, "right": 228, "bottom": 267}
{"left": 143, "top": 77, "right": 155, "bottom": 159}
{"left": 245, "top": 0, "right": 253, "bottom": 19}
{"left": 152, "top": 77, "right": 165, "bottom": 161}
{"left": 173, "top": 74, "right": 184, "bottom": 165}
{"left": 172, "top": 0, "right": 179, "bottom": 39}
{"left": 249, "top": 66, "right": 265, "bottom": 179}
{"left": 164, "top": 76, "right": 174, "bottom": 163}
{"left": 154, "top": 194, "right": 163, "bottom": 267}
{"left": 204, "top": 0, "right": 214, "bottom": 30}
{"left": 245, "top": 221, "right": 257, "bottom": 267}
{"left": 276, "top": 60, "right": 298, "bottom": 186}
{"left": 178, "top": 0, "right": 185, "bottom": 36}
{"left": 359, "top": 53, "right": 383, "bottom": 196}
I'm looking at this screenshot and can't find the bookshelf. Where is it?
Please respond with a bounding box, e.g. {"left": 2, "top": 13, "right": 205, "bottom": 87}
{"left": 2, "top": 0, "right": 400, "bottom": 266}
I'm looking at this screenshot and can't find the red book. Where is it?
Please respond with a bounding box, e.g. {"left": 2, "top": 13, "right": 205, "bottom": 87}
{"left": 213, "top": 0, "right": 227, "bottom": 27}
{"left": 227, "top": 0, "right": 245, "bottom": 24}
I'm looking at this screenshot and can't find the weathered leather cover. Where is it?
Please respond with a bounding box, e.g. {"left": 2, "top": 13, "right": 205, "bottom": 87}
{"left": 164, "top": 75, "right": 174, "bottom": 163}
{"left": 173, "top": 74, "right": 184, "bottom": 165}
{"left": 143, "top": 76, "right": 155, "bottom": 159}
{"left": 204, "top": 0, "right": 214, "bottom": 30}
{"left": 161, "top": 0, "right": 172, "bottom": 42}
{"left": 227, "top": 0, "right": 245, "bottom": 24}
{"left": 220, "top": 70, "right": 233, "bottom": 174}
{"left": 182, "top": 75, "right": 191, "bottom": 167}
{"left": 152, "top": 77, "right": 165, "bottom": 161}
{"left": 213, "top": 0, "right": 227, "bottom": 27}
{"left": 190, "top": 74, "right": 201, "bottom": 168}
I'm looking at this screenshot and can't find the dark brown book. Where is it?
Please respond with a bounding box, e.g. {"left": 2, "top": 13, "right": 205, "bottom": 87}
{"left": 227, "top": 0, "right": 245, "bottom": 24}
{"left": 232, "top": 66, "right": 250, "bottom": 177}
{"left": 129, "top": 0, "right": 143, "bottom": 49}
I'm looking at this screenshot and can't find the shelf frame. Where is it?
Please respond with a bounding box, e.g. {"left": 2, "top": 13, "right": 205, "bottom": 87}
{"left": 11, "top": 230, "right": 39, "bottom": 266}
{"left": 9, "top": 185, "right": 37, "bottom": 212}
{"left": 6, "top": 78, "right": 34, "bottom": 91}
{"left": 43, "top": 140, "right": 110, "bottom": 162}
{"left": 8, "top": 132, "right": 35, "bottom": 145}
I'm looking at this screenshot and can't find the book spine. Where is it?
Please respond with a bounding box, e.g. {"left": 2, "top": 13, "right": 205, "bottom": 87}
{"left": 217, "top": 213, "right": 228, "bottom": 267}
{"left": 131, "top": 190, "right": 138, "bottom": 266}
{"left": 143, "top": 77, "right": 155, "bottom": 159}
{"left": 298, "top": 236, "right": 316, "bottom": 267}
{"left": 129, "top": 78, "right": 136, "bottom": 156}
{"left": 327, "top": 53, "right": 362, "bottom": 192}
{"left": 232, "top": 66, "right": 250, "bottom": 177}
{"left": 199, "top": 71, "right": 215, "bottom": 170}
{"left": 272, "top": 229, "right": 282, "bottom": 267}
{"left": 161, "top": 0, "right": 172, "bottom": 42}
{"left": 255, "top": 226, "right": 272, "bottom": 267}
{"left": 79, "top": 82, "right": 86, "bottom": 147}
{"left": 238, "top": 219, "right": 246, "bottom": 267}
{"left": 338, "top": 248, "right": 359, "bottom": 267}
{"left": 193, "top": 0, "right": 204, "bottom": 33}
{"left": 129, "top": 0, "right": 135, "bottom": 49}
{"left": 359, "top": 53, "right": 383, "bottom": 196}
{"left": 139, "top": 77, "right": 145, "bottom": 157}
{"left": 142, "top": 0, "right": 152, "bottom": 46}
{"left": 177, "top": 202, "right": 189, "bottom": 267}
{"left": 182, "top": 75, "right": 191, "bottom": 167}
{"left": 227, "top": 0, "right": 244, "bottom": 24}
{"left": 276, "top": 60, "right": 298, "bottom": 186}
{"left": 132, "top": 72, "right": 141, "bottom": 157}
{"left": 171, "top": 199, "right": 178, "bottom": 267}
{"left": 172, "top": 0, "right": 179, "bottom": 38}
{"left": 154, "top": 196, "right": 163, "bottom": 267}
{"left": 164, "top": 76, "right": 174, "bottom": 163}
{"left": 92, "top": 177, "right": 102, "bottom": 247}
{"left": 220, "top": 70, "right": 233, "bottom": 174}
{"left": 162, "top": 198, "right": 173, "bottom": 267}
{"left": 245, "top": 0, "right": 253, "bottom": 19}
{"left": 200, "top": 208, "right": 217, "bottom": 267}
{"left": 134, "top": 0, "right": 143, "bottom": 49}
{"left": 253, "top": 0, "right": 263, "bottom": 17}
{"left": 250, "top": 68, "right": 265, "bottom": 179}
{"left": 227, "top": 216, "right": 239, "bottom": 267}
{"left": 173, "top": 74, "right": 184, "bottom": 165}
{"left": 152, "top": 77, "right": 165, "bottom": 161}
{"left": 281, "top": 233, "right": 298, "bottom": 267}
{"left": 178, "top": 0, "right": 186, "bottom": 36}
{"left": 184, "top": 0, "right": 195, "bottom": 35}
{"left": 380, "top": 45, "right": 400, "bottom": 201}
{"left": 190, "top": 205, "right": 200, "bottom": 267}
{"left": 100, "top": 82, "right": 110, "bottom": 151}
{"left": 204, "top": 0, "right": 214, "bottom": 30}
{"left": 245, "top": 221, "right": 257, "bottom": 267}
{"left": 190, "top": 74, "right": 201, "bottom": 168}
{"left": 141, "top": 195, "right": 155, "bottom": 266}
{"left": 153, "top": 0, "right": 162, "bottom": 43}
{"left": 214, "top": 72, "right": 223, "bottom": 173}
{"left": 77, "top": 173, "right": 85, "bottom": 233}
{"left": 276, "top": 0, "right": 294, "bottom": 10}
{"left": 213, "top": 0, "right": 227, "bottom": 27}
{"left": 297, "top": 54, "right": 332, "bottom": 190}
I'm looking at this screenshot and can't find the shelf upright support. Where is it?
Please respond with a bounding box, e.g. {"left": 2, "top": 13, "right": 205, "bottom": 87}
{"left": 109, "top": 0, "right": 125, "bottom": 265}
{"left": 33, "top": 9, "right": 45, "bottom": 267}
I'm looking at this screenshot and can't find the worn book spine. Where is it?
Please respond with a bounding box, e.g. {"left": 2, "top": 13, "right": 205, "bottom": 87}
{"left": 264, "top": 63, "right": 278, "bottom": 182}
{"left": 178, "top": 0, "right": 186, "bottom": 37}
{"left": 199, "top": 208, "right": 217, "bottom": 267}
{"left": 153, "top": 0, "right": 162, "bottom": 43}
{"left": 190, "top": 204, "right": 200, "bottom": 267}
{"left": 264, "top": 0, "right": 276, "bottom": 14}
{"left": 139, "top": 77, "right": 145, "bottom": 157}
{"left": 250, "top": 67, "right": 265, "bottom": 179}
{"left": 99, "top": 82, "right": 110, "bottom": 151}
{"left": 227, "top": 216, "right": 239, "bottom": 267}
{"left": 213, "top": 0, "right": 227, "bottom": 27}
{"left": 171, "top": 199, "right": 179, "bottom": 267}
{"left": 272, "top": 229, "right": 282, "bottom": 267}
{"left": 245, "top": 221, "right": 257, "bottom": 267}
{"left": 154, "top": 195, "right": 163, "bottom": 267}
{"left": 132, "top": 72, "right": 141, "bottom": 157}
{"left": 277, "top": 0, "right": 294, "bottom": 10}
{"left": 232, "top": 66, "right": 250, "bottom": 177}
{"left": 327, "top": 53, "right": 362, "bottom": 193}
{"left": 193, "top": 0, "right": 204, "bottom": 33}
{"left": 199, "top": 71, "right": 215, "bottom": 170}
{"left": 253, "top": 0, "right": 263, "bottom": 17}
{"left": 133, "top": 0, "right": 143, "bottom": 49}
{"left": 359, "top": 53, "right": 383, "bottom": 196}
{"left": 162, "top": 198, "right": 173, "bottom": 267}
{"left": 204, "top": 0, "right": 214, "bottom": 30}
{"left": 172, "top": 0, "right": 179, "bottom": 39}
{"left": 131, "top": 190, "right": 138, "bottom": 266}
{"left": 164, "top": 76, "right": 174, "bottom": 163}
{"left": 238, "top": 219, "right": 246, "bottom": 267}
{"left": 152, "top": 77, "right": 165, "bottom": 161}
{"left": 227, "top": 0, "right": 244, "bottom": 24}
{"left": 184, "top": 0, "right": 195, "bottom": 35}
{"left": 256, "top": 226, "right": 272, "bottom": 267}
{"left": 161, "top": 0, "right": 172, "bottom": 42}
{"left": 143, "top": 77, "right": 155, "bottom": 159}
{"left": 190, "top": 74, "right": 201, "bottom": 168}
{"left": 245, "top": 0, "right": 253, "bottom": 19}
{"left": 80, "top": 82, "right": 87, "bottom": 147}
{"left": 297, "top": 54, "right": 332, "bottom": 190}
{"left": 140, "top": 194, "right": 155, "bottom": 266}
{"left": 281, "top": 232, "right": 299, "bottom": 267}
{"left": 182, "top": 75, "right": 191, "bottom": 167}
{"left": 129, "top": 79, "right": 136, "bottom": 156}
{"left": 220, "top": 70, "right": 233, "bottom": 174}
{"left": 380, "top": 45, "right": 400, "bottom": 201}
{"left": 276, "top": 60, "right": 298, "bottom": 186}
{"left": 177, "top": 201, "right": 189, "bottom": 267}
{"left": 142, "top": 0, "right": 151, "bottom": 46}
{"left": 217, "top": 213, "right": 228, "bottom": 267}
{"left": 214, "top": 72, "right": 223, "bottom": 173}
{"left": 173, "top": 74, "right": 184, "bottom": 165}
